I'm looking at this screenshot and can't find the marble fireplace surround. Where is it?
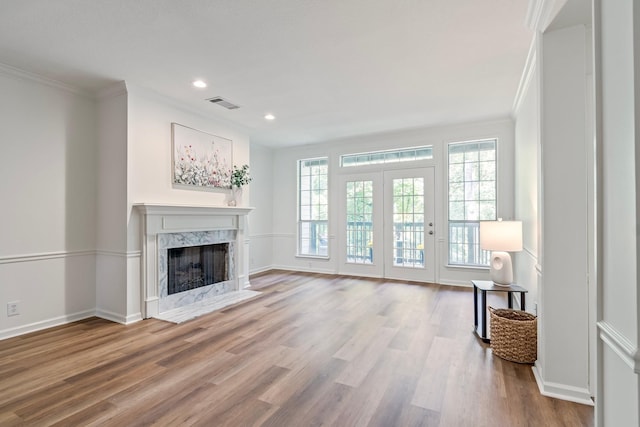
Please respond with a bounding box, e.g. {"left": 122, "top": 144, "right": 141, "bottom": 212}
{"left": 135, "top": 204, "right": 253, "bottom": 319}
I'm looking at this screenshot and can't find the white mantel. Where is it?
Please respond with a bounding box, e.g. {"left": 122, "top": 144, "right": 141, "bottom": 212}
{"left": 135, "top": 203, "right": 253, "bottom": 318}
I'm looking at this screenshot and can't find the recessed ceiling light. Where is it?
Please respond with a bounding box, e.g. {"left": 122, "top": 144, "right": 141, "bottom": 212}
{"left": 265, "top": 113, "right": 275, "bottom": 120}
{"left": 192, "top": 80, "right": 207, "bottom": 88}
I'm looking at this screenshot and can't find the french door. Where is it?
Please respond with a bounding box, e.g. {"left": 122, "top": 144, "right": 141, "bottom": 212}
{"left": 338, "top": 168, "right": 435, "bottom": 282}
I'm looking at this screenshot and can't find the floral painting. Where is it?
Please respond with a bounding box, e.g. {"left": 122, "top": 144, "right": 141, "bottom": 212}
{"left": 172, "top": 123, "right": 232, "bottom": 189}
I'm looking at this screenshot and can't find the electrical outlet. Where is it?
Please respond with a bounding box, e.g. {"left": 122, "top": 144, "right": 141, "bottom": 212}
{"left": 7, "top": 301, "right": 19, "bottom": 317}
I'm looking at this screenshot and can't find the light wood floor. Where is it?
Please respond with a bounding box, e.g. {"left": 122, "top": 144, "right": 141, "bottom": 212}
{"left": 0, "top": 271, "right": 593, "bottom": 426}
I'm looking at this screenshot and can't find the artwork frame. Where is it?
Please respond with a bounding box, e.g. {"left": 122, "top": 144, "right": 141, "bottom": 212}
{"left": 172, "top": 123, "right": 233, "bottom": 191}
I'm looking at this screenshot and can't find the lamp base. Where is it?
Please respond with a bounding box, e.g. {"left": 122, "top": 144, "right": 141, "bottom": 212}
{"left": 489, "top": 251, "right": 513, "bottom": 286}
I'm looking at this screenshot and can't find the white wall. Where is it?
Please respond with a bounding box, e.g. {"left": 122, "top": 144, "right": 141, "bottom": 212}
{"left": 595, "top": 0, "right": 640, "bottom": 424}
{"left": 95, "top": 82, "right": 128, "bottom": 322}
{"left": 126, "top": 85, "right": 250, "bottom": 212}
{"left": 0, "top": 66, "right": 98, "bottom": 339}
{"left": 517, "top": 0, "right": 596, "bottom": 406}
{"left": 270, "top": 118, "right": 515, "bottom": 286}
{"left": 536, "top": 24, "right": 591, "bottom": 404}
{"left": 248, "top": 143, "right": 274, "bottom": 274}
{"left": 0, "top": 73, "right": 255, "bottom": 331}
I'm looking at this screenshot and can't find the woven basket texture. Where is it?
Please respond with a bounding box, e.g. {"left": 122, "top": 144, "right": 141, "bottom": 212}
{"left": 489, "top": 307, "right": 537, "bottom": 364}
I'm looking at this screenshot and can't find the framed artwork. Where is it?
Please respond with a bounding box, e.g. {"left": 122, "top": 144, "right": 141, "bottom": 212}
{"left": 172, "top": 123, "right": 233, "bottom": 190}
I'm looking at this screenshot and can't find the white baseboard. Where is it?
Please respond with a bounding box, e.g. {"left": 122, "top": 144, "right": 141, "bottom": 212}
{"left": 124, "top": 312, "right": 143, "bottom": 324}
{"left": 249, "top": 265, "right": 276, "bottom": 276}
{"left": 252, "top": 266, "right": 470, "bottom": 285}
{"left": 532, "top": 363, "right": 594, "bottom": 406}
{"left": 95, "top": 308, "right": 142, "bottom": 325}
{"left": 0, "top": 309, "right": 95, "bottom": 341}
{"left": 436, "top": 279, "right": 474, "bottom": 287}
{"left": 270, "top": 264, "right": 337, "bottom": 275}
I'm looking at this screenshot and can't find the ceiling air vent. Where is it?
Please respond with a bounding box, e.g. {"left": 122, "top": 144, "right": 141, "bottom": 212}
{"left": 206, "top": 96, "right": 240, "bottom": 110}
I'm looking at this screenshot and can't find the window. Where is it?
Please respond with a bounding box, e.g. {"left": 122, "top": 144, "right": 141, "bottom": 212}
{"left": 392, "top": 177, "right": 425, "bottom": 268}
{"left": 341, "top": 146, "right": 432, "bottom": 167}
{"left": 298, "top": 158, "right": 329, "bottom": 257}
{"left": 448, "top": 139, "right": 497, "bottom": 266}
{"left": 345, "top": 180, "right": 374, "bottom": 264}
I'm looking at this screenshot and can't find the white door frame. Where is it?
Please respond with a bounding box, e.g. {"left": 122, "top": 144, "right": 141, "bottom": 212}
{"left": 338, "top": 172, "right": 383, "bottom": 277}
{"left": 383, "top": 167, "right": 435, "bottom": 282}
{"left": 338, "top": 168, "right": 435, "bottom": 282}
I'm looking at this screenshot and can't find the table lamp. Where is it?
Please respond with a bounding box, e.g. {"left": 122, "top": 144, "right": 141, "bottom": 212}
{"left": 479, "top": 219, "right": 523, "bottom": 286}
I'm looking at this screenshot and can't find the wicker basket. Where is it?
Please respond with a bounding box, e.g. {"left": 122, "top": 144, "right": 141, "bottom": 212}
{"left": 489, "top": 307, "right": 537, "bottom": 364}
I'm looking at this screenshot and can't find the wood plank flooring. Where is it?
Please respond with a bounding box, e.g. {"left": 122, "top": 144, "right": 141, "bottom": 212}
{"left": 0, "top": 271, "right": 594, "bottom": 426}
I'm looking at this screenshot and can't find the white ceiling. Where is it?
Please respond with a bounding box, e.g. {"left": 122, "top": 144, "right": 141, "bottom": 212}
{"left": 0, "top": 0, "right": 533, "bottom": 148}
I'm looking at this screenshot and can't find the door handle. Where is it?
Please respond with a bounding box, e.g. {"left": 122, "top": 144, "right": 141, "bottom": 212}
{"left": 429, "top": 222, "right": 433, "bottom": 227}
{"left": 429, "top": 231, "right": 434, "bottom": 235}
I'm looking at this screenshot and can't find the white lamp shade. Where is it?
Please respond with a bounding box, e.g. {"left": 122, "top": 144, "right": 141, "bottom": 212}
{"left": 479, "top": 220, "right": 523, "bottom": 252}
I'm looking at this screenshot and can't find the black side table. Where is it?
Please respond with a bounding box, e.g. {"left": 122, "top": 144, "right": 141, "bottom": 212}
{"left": 472, "top": 280, "right": 528, "bottom": 343}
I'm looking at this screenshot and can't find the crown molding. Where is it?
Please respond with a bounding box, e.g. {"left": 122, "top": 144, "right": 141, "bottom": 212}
{"left": 0, "top": 61, "right": 93, "bottom": 98}
{"left": 512, "top": 38, "right": 538, "bottom": 115}
{"left": 96, "top": 81, "right": 128, "bottom": 100}
{"left": 526, "top": 0, "right": 567, "bottom": 32}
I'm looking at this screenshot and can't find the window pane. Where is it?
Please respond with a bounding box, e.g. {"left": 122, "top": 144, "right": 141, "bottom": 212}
{"left": 464, "top": 162, "right": 479, "bottom": 181}
{"left": 449, "top": 164, "right": 464, "bottom": 183}
{"left": 479, "top": 201, "right": 496, "bottom": 220}
{"left": 416, "top": 147, "right": 433, "bottom": 159}
{"left": 299, "top": 221, "right": 328, "bottom": 256}
{"left": 370, "top": 152, "right": 385, "bottom": 164}
{"left": 300, "top": 190, "right": 311, "bottom": 206}
{"left": 385, "top": 151, "right": 400, "bottom": 162}
{"left": 400, "top": 150, "right": 414, "bottom": 160}
{"left": 342, "top": 156, "right": 355, "bottom": 167}
{"left": 340, "top": 145, "right": 433, "bottom": 167}
{"left": 449, "top": 183, "right": 464, "bottom": 201}
{"left": 448, "top": 221, "right": 491, "bottom": 266}
{"left": 364, "top": 181, "right": 373, "bottom": 197}
{"left": 449, "top": 151, "right": 464, "bottom": 164}
{"left": 356, "top": 154, "right": 370, "bottom": 165}
{"left": 464, "top": 181, "right": 479, "bottom": 201}
{"left": 346, "top": 181, "right": 354, "bottom": 195}
{"left": 449, "top": 201, "right": 465, "bottom": 220}
{"left": 479, "top": 181, "right": 496, "bottom": 201}
{"left": 479, "top": 147, "right": 495, "bottom": 161}
{"left": 479, "top": 161, "right": 496, "bottom": 181}
{"left": 319, "top": 205, "right": 328, "bottom": 219}
{"left": 465, "top": 201, "right": 480, "bottom": 220}
{"left": 300, "top": 205, "right": 311, "bottom": 220}
{"left": 464, "top": 146, "right": 479, "bottom": 162}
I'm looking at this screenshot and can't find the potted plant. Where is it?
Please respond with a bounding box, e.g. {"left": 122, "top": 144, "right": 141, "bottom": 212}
{"left": 228, "top": 164, "right": 252, "bottom": 206}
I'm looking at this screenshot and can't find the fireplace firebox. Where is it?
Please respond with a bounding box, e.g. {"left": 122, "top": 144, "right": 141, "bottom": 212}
{"left": 167, "top": 243, "right": 229, "bottom": 295}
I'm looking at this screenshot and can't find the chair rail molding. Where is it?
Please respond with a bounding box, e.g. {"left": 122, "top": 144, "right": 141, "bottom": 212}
{"left": 598, "top": 321, "right": 640, "bottom": 374}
